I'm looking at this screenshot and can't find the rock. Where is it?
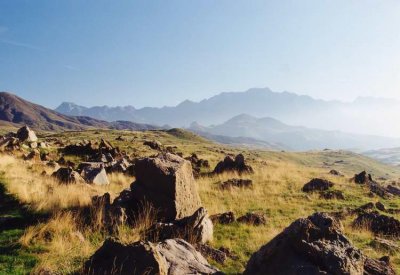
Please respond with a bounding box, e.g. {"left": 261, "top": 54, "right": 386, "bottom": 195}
{"left": 210, "top": 212, "right": 236, "bottom": 224}
{"left": 220, "top": 178, "right": 253, "bottom": 190}
{"left": 16, "top": 126, "right": 37, "bottom": 143}
{"left": 244, "top": 212, "right": 365, "bottom": 275}
{"left": 79, "top": 163, "right": 109, "bottom": 185}
{"left": 353, "top": 211, "right": 400, "bottom": 238}
{"left": 91, "top": 193, "right": 127, "bottom": 233}
{"left": 107, "top": 158, "right": 130, "bottom": 174}
{"left": 144, "top": 140, "right": 163, "bottom": 150}
{"left": 29, "top": 142, "right": 37, "bottom": 149}
{"left": 0, "top": 137, "right": 20, "bottom": 151}
{"left": 329, "top": 169, "right": 343, "bottom": 176}
{"left": 369, "top": 182, "right": 393, "bottom": 199}
{"left": 23, "top": 149, "right": 40, "bottom": 161}
{"left": 375, "top": 202, "right": 386, "bottom": 212}
{"left": 46, "top": 161, "right": 60, "bottom": 172}
{"left": 185, "top": 153, "right": 210, "bottom": 176}
{"left": 371, "top": 237, "right": 400, "bottom": 255}
{"left": 319, "top": 190, "right": 345, "bottom": 200}
{"left": 147, "top": 207, "right": 213, "bottom": 244}
{"left": 387, "top": 185, "right": 400, "bottom": 196}
{"left": 364, "top": 256, "right": 395, "bottom": 275}
{"left": 64, "top": 141, "right": 96, "bottom": 156}
{"left": 83, "top": 238, "right": 220, "bottom": 275}
{"left": 52, "top": 167, "right": 85, "bottom": 184}
{"left": 302, "top": 178, "right": 334, "bottom": 192}
{"left": 213, "top": 154, "right": 253, "bottom": 174}
{"left": 128, "top": 153, "right": 202, "bottom": 221}
{"left": 354, "top": 171, "right": 373, "bottom": 184}
{"left": 237, "top": 212, "right": 266, "bottom": 226}
{"left": 196, "top": 244, "right": 227, "bottom": 264}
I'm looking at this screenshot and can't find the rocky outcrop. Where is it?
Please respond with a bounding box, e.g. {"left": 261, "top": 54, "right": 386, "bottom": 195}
{"left": 244, "top": 212, "right": 395, "bottom": 275}
{"left": 302, "top": 178, "right": 334, "bottom": 192}
{"left": 354, "top": 171, "right": 373, "bottom": 184}
{"left": 353, "top": 211, "right": 400, "bottom": 239}
{"left": 213, "top": 154, "right": 253, "bottom": 174}
{"left": 83, "top": 238, "right": 221, "bottom": 275}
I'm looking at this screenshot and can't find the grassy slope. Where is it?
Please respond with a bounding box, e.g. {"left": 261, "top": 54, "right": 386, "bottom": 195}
{"left": 1, "top": 129, "right": 400, "bottom": 274}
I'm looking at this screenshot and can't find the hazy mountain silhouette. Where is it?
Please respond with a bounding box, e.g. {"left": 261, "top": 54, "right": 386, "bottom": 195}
{"left": 55, "top": 88, "right": 400, "bottom": 137}
{"left": 189, "top": 114, "right": 400, "bottom": 151}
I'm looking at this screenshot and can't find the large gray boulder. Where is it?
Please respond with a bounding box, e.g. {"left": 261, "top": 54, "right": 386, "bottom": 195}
{"left": 83, "top": 238, "right": 221, "bottom": 275}
{"left": 244, "top": 212, "right": 394, "bottom": 275}
{"left": 130, "top": 153, "right": 202, "bottom": 221}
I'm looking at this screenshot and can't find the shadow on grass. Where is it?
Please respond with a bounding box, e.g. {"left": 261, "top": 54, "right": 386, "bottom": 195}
{"left": 0, "top": 181, "right": 49, "bottom": 274}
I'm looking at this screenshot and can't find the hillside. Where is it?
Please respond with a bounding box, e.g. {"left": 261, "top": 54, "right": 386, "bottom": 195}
{"left": 0, "top": 92, "right": 159, "bottom": 131}
{"left": 1, "top": 128, "right": 400, "bottom": 274}
{"left": 189, "top": 114, "right": 400, "bottom": 151}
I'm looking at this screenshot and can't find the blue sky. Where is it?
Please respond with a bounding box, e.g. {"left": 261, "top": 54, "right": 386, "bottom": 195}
{"left": 0, "top": 0, "right": 400, "bottom": 108}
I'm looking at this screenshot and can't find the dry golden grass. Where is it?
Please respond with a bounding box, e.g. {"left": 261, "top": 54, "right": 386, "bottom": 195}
{"left": 1, "top": 132, "right": 400, "bottom": 274}
{"left": 0, "top": 155, "right": 132, "bottom": 212}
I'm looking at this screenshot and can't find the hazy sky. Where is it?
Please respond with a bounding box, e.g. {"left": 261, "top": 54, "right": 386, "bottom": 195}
{"left": 0, "top": 0, "right": 400, "bottom": 108}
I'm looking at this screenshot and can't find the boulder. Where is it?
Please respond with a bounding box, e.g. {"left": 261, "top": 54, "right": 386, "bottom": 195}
{"left": 329, "top": 169, "right": 343, "bottom": 176}
{"left": 353, "top": 211, "right": 400, "bottom": 239}
{"left": 91, "top": 193, "right": 127, "bottom": 233}
{"left": 79, "top": 163, "right": 109, "bottom": 185}
{"left": 387, "top": 185, "right": 400, "bottom": 196}
{"left": 375, "top": 202, "right": 386, "bottom": 212}
{"left": 128, "top": 153, "right": 202, "bottom": 221}
{"left": 237, "top": 212, "right": 266, "bottom": 226}
{"left": 354, "top": 171, "right": 373, "bottom": 184}
{"left": 52, "top": 167, "right": 85, "bottom": 184}
{"left": 244, "top": 212, "right": 365, "bottom": 275}
{"left": 364, "top": 257, "right": 395, "bottom": 275}
{"left": 83, "top": 238, "right": 220, "bottom": 275}
{"left": 144, "top": 140, "right": 163, "bottom": 150}
{"left": 369, "top": 182, "right": 393, "bottom": 199}
{"left": 221, "top": 178, "right": 253, "bottom": 190}
{"left": 16, "top": 126, "right": 37, "bottom": 143}
{"left": 23, "top": 149, "right": 40, "bottom": 161}
{"left": 210, "top": 212, "right": 236, "bottom": 225}
{"left": 302, "top": 178, "right": 334, "bottom": 192}
{"left": 195, "top": 244, "right": 227, "bottom": 264}
{"left": 213, "top": 154, "right": 253, "bottom": 174}
{"left": 147, "top": 207, "right": 213, "bottom": 244}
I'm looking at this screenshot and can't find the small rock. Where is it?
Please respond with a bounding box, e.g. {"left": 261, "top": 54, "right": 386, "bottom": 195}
{"left": 221, "top": 178, "right": 253, "bottom": 190}
{"left": 237, "top": 212, "right": 266, "bottom": 226}
{"left": 302, "top": 178, "right": 334, "bottom": 192}
{"left": 210, "top": 212, "right": 236, "bottom": 225}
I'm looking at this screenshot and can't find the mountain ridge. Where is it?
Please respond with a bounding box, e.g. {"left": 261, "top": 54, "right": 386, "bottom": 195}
{"left": 0, "top": 92, "right": 158, "bottom": 131}
{"left": 55, "top": 87, "right": 400, "bottom": 137}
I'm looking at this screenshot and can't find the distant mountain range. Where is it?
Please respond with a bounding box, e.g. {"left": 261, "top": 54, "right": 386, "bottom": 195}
{"left": 0, "top": 92, "right": 158, "bottom": 131}
{"left": 2, "top": 89, "right": 400, "bottom": 153}
{"left": 189, "top": 114, "right": 400, "bottom": 151}
{"left": 55, "top": 87, "right": 400, "bottom": 137}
